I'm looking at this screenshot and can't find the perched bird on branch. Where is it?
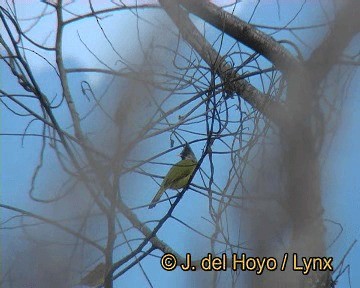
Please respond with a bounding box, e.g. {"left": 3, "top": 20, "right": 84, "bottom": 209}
{"left": 149, "top": 143, "right": 197, "bottom": 209}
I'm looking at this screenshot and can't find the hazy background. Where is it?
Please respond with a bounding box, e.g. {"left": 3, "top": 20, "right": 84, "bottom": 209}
{"left": 1, "top": 1, "right": 359, "bottom": 287}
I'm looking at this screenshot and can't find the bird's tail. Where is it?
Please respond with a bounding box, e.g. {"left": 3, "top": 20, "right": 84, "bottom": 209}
{"left": 149, "top": 186, "right": 165, "bottom": 209}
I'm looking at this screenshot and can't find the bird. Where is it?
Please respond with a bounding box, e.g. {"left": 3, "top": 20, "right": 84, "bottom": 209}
{"left": 79, "top": 262, "right": 105, "bottom": 287}
{"left": 148, "top": 143, "right": 197, "bottom": 209}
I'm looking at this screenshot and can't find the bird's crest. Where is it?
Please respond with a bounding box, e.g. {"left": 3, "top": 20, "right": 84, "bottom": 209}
{"left": 180, "top": 142, "right": 196, "bottom": 161}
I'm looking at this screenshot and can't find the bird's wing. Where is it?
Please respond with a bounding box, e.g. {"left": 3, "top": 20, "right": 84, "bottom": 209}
{"left": 149, "top": 160, "right": 196, "bottom": 209}
{"left": 163, "top": 160, "right": 196, "bottom": 188}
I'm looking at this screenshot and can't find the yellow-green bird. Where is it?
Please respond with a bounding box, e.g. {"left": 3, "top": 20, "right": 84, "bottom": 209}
{"left": 149, "top": 143, "right": 197, "bottom": 209}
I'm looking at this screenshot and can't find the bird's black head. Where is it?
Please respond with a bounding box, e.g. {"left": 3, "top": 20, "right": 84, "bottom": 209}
{"left": 180, "top": 143, "right": 197, "bottom": 161}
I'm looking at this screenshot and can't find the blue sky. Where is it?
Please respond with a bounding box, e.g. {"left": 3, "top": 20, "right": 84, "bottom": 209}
{"left": 1, "top": 1, "right": 359, "bottom": 287}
